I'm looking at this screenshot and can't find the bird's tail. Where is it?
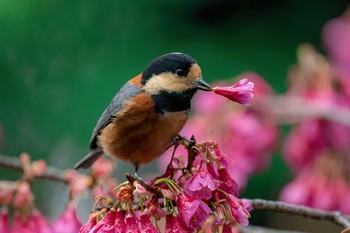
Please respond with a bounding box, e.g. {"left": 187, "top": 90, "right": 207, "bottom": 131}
{"left": 74, "top": 149, "right": 104, "bottom": 169}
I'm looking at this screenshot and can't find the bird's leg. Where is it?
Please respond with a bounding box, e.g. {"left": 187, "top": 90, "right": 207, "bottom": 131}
{"left": 176, "top": 134, "right": 196, "bottom": 148}
{"left": 133, "top": 161, "right": 143, "bottom": 182}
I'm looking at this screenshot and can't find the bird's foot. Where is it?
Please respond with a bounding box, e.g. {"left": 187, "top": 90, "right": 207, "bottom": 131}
{"left": 173, "top": 134, "right": 196, "bottom": 148}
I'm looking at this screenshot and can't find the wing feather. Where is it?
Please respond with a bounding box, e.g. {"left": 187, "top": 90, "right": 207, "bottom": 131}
{"left": 89, "top": 81, "right": 142, "bottom": 149}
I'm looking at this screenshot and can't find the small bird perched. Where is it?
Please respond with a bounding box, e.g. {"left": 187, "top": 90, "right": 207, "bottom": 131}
{"left": 74, "top": 52, "right": 212, "bottom": 172}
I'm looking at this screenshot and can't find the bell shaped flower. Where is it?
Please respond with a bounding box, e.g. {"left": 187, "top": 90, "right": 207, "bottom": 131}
{"left": 213, "top": 79, "right": 254, "bottom": 105}
{"left": 53, "top": 202, "right": 82, "bottom": 233}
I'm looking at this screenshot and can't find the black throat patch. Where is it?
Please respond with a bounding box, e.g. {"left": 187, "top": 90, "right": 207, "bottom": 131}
{"left": 151, "top": 89, "right": 197, "bottom": 113}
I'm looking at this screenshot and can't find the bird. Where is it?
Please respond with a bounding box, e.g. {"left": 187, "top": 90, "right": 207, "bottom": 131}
{"left": 74, "top": 52, "right": 212, "bottom": 173}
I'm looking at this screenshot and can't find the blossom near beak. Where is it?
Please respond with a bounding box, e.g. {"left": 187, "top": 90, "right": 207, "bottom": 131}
{"left": 192, "top": 78, "right": 212, "bottom": 91}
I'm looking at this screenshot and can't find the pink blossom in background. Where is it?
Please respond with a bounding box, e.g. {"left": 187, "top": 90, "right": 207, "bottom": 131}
{"left": 0, "top": 207, "right": 10, "bottom": 233}
{"left": 282, "top": 42, "right": 350, "bottom": 214}
{"left": 159, "top": 73, "right": 277, "bottom": 188}
{"left": 280, "top": 153, "right": 350, "bottom": 214}
{"left": 322, "top": 7, "right": 350, "bottom": 72}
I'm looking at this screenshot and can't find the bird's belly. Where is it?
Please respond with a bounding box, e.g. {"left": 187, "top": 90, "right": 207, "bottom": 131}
{"left": 99, "top": 110, "right": 189, "bottom": 165}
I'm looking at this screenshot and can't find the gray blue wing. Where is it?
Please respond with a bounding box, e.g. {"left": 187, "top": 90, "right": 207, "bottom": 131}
{"left": 89, "top": 81, "right": 142, "bottom": 149}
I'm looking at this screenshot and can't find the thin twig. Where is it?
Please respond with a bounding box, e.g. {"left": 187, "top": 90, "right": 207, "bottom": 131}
{"left": 249, "top": 198, "right": 350, "bottom": 228}
{"left": 0, "top": 153, "right": 67, "bottom": 184}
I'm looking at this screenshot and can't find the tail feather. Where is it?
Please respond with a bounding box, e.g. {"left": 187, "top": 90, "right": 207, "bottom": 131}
{"left": 74, "top": 149, "right": 104, "bottom": 169}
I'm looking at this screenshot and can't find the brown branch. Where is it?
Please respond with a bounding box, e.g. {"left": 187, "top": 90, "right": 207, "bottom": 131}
{"left": 258, "top": 95, "right": 350, "bottom": 127}
{"left": 248, "top": 198, "right": 350, "bottom": 228}
{"left": 0, "top": 153, "right": 67, "bottom": 184}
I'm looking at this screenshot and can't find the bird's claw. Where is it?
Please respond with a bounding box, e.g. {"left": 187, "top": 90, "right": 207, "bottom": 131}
{"left": 173, "top": 135, "right": 196, "bottom": 148}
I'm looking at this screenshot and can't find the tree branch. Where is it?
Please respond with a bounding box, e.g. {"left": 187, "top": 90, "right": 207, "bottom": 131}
{"left": 249, "top": 198, "right": 350, "bottom": 228}
{"left": 257, "top": 95, "right": 350, "bottom": 127}
{"left": 0, "top": 153, "right": 67, "bottom": 184}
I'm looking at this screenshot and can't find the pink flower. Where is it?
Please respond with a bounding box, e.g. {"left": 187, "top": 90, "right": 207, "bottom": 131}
{"left": 64, "top": 170, "right": 93, "bottom": 197}
{"left": 13, "top": 181, "right": 33, "bottom": 209}
{"left": 140, "top": 213, "right": 160, "bottom": 233}
{"left": 0, "top": 181, "right": 16, "bottom": 205}
{"left": 12, "top": 211, "right": 36, "bottom": 233}
{"left": 176, "top": 193, "right": 211, "bottom": 230}
{"left": 213, "top": 79, "right": 254, "bottom": 105}
{"left": 125, "top": 213, "right": 140, "bottom": 233}
{"left": 114, "top": 210, "right": 126, "bottom": 233}
{"left": 53, "top": 202, "right": 82, "bottom": 233}
{"left": 78, "top": 215, "right": 96, "bottom": 233}
{"left": 0, "top": 207, "right": 10, "bottom": 233}
{"left": 88, "top": 210, "right": 116, "bottom": 233}
{"left": 31, "top": 210, "right": 54, "bottom": 233}
{"left": 91, "top": 157, "right": 115, "bottom": 178}
{"left": 218, "top": 167, "right": 239, "bottom": 197}
{"left": 322, "top": 7, "right": 350, "bottom": 72}
{"left": 227, "top": 195, "right": 250, "bottom": 227}
{"left": 184, "top": 164, "right": 217, "bottom": 200}
{"left": 165, "top": 214, "right": 191, "bottom": 233}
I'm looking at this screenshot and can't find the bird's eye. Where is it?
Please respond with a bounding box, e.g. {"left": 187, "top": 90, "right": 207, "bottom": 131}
{"left": 176, "top": 69, "right": 185, "bottom": 77}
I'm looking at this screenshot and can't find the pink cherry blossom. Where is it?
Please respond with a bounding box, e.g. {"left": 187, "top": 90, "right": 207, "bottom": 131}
{"left": 88, "top": 210, "right": 116, "bottom": 233}
{"left": 213, "top": 79, "right": 254, "bottom": 105}
{"left": 227, "top": 194, "right": 250, "bottom": 227}
{"left": 125, "top": 213, "right": 140, "bottom": 233}
{"left": 0, "top": 207, "right": 10, "bottom": 233}
{"left": 114, "top": 210, "right": 126, "bottom": 233}
{"left": 218, "top": 167, "right": 239, "bottom": 197}
{"left": 78, "top": 215, "right": 96, "bottom": 233}
{"left": 165, "top": 214, "right": 191, "bottom": 233}
{"left": 176, "top": 193, "right": 211, "bottom": 230}
{"left": 12, "top": 211, "right": 36, "bottom": 233}
{"left": 322, "top": 7, "right": 350, "bottom": 72}
{"left": 184, "top": 164, "right": 217, "bottom": 200}
{"left": 53, "top": 202, "right": 82, "bottom": 233}
{"left": 140, "top": 213, "right": 160, "bottom": 233}
{"left": 13, "top": 181, "right": 33, "bottom": 209}
{"left": 31, "top": 210, "right": 54, "bottom": 233}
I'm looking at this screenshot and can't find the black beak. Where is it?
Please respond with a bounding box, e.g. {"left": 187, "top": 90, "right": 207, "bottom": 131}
{"left": 192, "top": 78, "right": 212, "bottom": 91}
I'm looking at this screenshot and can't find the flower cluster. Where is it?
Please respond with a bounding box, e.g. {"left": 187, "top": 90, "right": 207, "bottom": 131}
{"left": 80, "top": 141, "right": 252, "bottom": 233}
{"left": 280, "top": 8, "right": 350, "bottom": 214}
{"left": 0, "top": 153, "right": 83, "bottom": 233}
{"left": 0, "top": 153, "right": 119, "bottom": 233}
{"left": 160, "top": 74, "right": 277, "bottom": 188}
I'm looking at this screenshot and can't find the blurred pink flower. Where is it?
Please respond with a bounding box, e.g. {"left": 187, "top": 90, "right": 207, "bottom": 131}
{"left": 53, "top": 202, "right": 82, "bottom": 233}
{"left": 64, "top": 170, "right": 93, "bottom": 197}
{"left": 322, "top": 7, "right": 350, "bottom": 72}
{"left": 280, "top": 153, "right": 350, "bottom": 214}
{"left": 12, "top": 211, "right": 36, "bottom": 233}
{"left": 13, "top": 181, "right": 33, "bottom": 209}
{"left": 213, "top": 79, "right": 254, "bottom": 106}
{"left": 0, "top": 207, "right": 10, "bottom": 233}
{"left": 31, "top": 210, "right": 54, "bottom": 233}
{"left": 0, "top": 181, "right": 16, "bottom": 205}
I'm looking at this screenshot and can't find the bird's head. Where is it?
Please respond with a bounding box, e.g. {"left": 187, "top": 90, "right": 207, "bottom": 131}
{"left": 141, "top": 52, "right": 212, "bottom": 95}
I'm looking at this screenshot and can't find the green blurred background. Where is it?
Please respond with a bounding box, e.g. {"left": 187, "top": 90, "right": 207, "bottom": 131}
{"left": 0, "top": 0, "right": 348, "bottom": 231}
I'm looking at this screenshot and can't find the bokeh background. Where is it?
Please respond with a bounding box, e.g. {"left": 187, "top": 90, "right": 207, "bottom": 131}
{"left": 0, "top": 0, "right": 349, "bottom": 232}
